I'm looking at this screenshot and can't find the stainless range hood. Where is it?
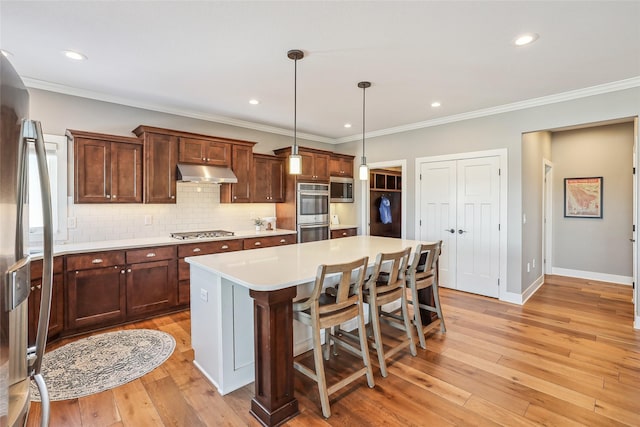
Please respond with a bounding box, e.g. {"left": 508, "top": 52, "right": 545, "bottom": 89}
{"left": 177, "top": 163, "right": 238, "bottom": 184}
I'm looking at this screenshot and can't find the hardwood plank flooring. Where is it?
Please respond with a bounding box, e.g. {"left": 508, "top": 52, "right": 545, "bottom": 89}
{"left": 27, "top": 275, "right": 639, "bottom": 426}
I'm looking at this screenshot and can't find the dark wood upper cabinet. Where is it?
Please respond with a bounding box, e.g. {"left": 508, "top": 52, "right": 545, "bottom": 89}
{"left": 220, "top": 144, "right": 255, "bottom": 203}
{"left": 178, "top": 137, "right": 231, "bottom": 166}
{"left": 68, "top": 130, "right": 142, "bottom": 203}
{"left": 252, "top": 154, "right": 284, "bottom": 202}
{"left": 133, "top": 126, "right": 179, "bottom": 204}
{"left": 273, "top": 146, "right": 331, "bottom": 182}
{"left": 330, "top": 154, "right": 355, "bottom": 177}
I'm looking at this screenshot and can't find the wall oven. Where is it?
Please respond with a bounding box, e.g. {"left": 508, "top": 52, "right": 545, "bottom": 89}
{"left": 296, "top": 182, "right": 329, "bottom": 243}
{"left": 330, "top": 176, "right": 354, "bottom": 203}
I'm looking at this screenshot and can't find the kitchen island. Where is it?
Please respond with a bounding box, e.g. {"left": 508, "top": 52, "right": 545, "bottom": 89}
{"left": 186, "top": 235, "right": 433, "bottom": 426}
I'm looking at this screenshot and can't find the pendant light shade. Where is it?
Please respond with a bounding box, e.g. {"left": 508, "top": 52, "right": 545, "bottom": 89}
{"left": 288, "top": 49, "right": 304, "bottom": 175}
{"left": 358, "top": 81, "right": 371, "bottom": 181}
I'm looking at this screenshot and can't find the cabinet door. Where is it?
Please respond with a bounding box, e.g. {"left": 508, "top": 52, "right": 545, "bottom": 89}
{"left": 178, "top": 138, "right": 206, "bottom": 163}
{"left": 126, "top": 259, "right": 177, "bottom": 317}
{"left": 145, "top": 133, "right": 178, "bottom": 203}
{"left": 252, "top": 156, "right": 271, "bottom": 202}
{"left": 313, "top": 153, "right": 330, "bottom": 181}
{"left": 299, "top": 151, "right": 315, "bottom": 180}
{"left": 28, "top": 272, "right": 64, "bottom": 346}
{"left": 221, "top": 145, "right": 252, "bottom": 203}
{"left": 330, "top": 157, "right": 353, "bottom": 177}
{"left": 269, "top": 157, "right": 285, "bottom": 202}
{"left": 75, "top": 138, "right": 111, "bottom": 203}
{"left": 111, "top": 141, "right": 142, "bottom": 203}
{"left": 66, "top": 266, "right": 126, "bottom": 330}
{"left": 205, "top": 142, "right": 231, "bottom": 166}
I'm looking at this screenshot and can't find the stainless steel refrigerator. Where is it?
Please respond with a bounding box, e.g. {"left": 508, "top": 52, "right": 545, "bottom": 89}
{"left": 1, "top": 55, "right": 53, "bottom": 426}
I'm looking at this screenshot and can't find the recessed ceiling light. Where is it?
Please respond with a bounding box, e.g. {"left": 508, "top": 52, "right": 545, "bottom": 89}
{"left": 344, "top": 123, "right": 352, "bottom": 128}
{"left": 249, "top": 99, "right": 260, "bottom": 105}
{"left": 431, "top": 101, "right": 441, "bottom": 108}
{"left": 62, "top": 50, "right": 87, "bottom": 61}
{"left": 514, "top": 33, "right": 539, "bottom": 46}
{"left": 1, "top": 49, "right": 13, "bottom": 57}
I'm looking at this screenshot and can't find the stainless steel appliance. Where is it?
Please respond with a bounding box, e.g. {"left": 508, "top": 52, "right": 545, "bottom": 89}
{"left": 170, "top": 230, "right": 235, "bottom": 240}
{"left": 329, "top": 176, "right": 354, "bottom": 203}
{"left": 1, "top": 55, "right": 53, "bottom": 427}
{"left": 296, "top": 183, "right": 329, "bottom": 243}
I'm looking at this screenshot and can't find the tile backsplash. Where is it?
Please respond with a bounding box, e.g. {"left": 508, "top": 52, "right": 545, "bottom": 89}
{"left": 65, "top": 183, "right": 276, "bottom": 243}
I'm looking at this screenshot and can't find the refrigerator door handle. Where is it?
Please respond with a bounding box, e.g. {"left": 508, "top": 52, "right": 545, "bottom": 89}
{"left": 24, "top": 120, "right": 53, "bottom": 427}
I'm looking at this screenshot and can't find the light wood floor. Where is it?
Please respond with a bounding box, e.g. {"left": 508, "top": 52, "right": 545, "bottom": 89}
{"left": 28, "top": 275, "right": 640, "bottom": 426}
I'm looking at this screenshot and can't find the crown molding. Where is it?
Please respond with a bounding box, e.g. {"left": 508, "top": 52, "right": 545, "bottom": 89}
{"left": 25, "top": 75, "right": 640, "bottom": 145}
{"left": 23, "top": 78, "right": 334, "bottom": 144}
{"left": 335, "top": 76, "right": 640, "bottom": 143}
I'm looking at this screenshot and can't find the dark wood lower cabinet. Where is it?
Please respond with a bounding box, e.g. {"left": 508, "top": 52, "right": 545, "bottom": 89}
{"left": 28, "top": 257, "right": 64, "bottom": 346}
{"left": 126, "top": 259, "right": 177, "bottom": 316}
{"left": 66, "top": 265, "right": 127, "bottom": 330}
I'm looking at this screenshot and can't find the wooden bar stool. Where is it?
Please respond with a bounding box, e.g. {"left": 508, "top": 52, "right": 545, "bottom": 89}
{"left": 292, "top": 257, "right": 374, "bottom": 418}
{"left": 406, "top": 241, "right": 446, "bottom": 350}
{"left": 362, "top": 247, "right": 417, "bottom": 377}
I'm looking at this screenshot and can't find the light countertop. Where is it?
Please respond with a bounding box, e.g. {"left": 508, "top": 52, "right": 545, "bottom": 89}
{"left": 330, "top": 224, "right": 358, "bottom": 230}
{"left": 186, "top": 235, "right": 428, "bottom": 291}
{"left": 32, "top": 229, "right": 297, "bottom": 259}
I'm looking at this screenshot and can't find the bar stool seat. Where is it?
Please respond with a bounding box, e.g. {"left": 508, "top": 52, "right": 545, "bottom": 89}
{"left": 292, "top": 256, "right": 374, "bottom": 418}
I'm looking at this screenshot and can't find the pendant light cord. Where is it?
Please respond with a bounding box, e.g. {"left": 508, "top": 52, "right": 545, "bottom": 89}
{"left": 293, "top": 55, "right": 298, "bottom": 154}
{"left": 362, "top": 84, "right": 366, "bottom": 157}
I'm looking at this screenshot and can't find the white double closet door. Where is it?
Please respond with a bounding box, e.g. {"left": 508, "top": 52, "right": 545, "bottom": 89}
{"left": 418, "top": 156, "right": 500, "bottom": 298}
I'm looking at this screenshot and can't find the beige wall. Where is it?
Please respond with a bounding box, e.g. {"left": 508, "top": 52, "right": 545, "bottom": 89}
{"left": 521, "top": 131, "right": 551, "bottom": 288}
{"left": 551, "top": 122, "right": 634, "bottom": 277}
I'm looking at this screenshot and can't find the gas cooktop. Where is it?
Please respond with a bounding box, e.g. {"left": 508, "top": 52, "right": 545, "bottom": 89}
{"left": 170, "top": 230, "right": 235, "bottom": 240}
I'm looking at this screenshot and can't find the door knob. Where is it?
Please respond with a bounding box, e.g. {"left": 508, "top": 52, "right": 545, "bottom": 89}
{"left": 445, "top": 228, "right": 455, "bottom": 234}
{"left": 458, "top": 229, "right": 467, "bottom": 234}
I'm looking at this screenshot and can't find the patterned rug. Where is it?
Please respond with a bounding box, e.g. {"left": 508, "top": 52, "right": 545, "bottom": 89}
{"left": 30, "top": 329, "right": 175, "bottom": 401}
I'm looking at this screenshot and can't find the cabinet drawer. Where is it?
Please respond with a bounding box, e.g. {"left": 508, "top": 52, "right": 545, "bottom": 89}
{"left": 66, "top": 251, "right": 125, "bottom": 271}
{"left": 177, "top": 239, "right": 243, "bottom": 258}
{"left": 331, "top": 228, "right": 357, "bottom": 239}
{"left": 126, "top": 246, "right": 176, "bottom": 264}
{"left": 31, "top": 256, "right": 63, "bottom": 277}
{"left": 243, "top": 234, "right": 296, "bottom": 250}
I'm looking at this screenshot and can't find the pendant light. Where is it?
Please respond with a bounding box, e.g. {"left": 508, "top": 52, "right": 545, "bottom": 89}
{"left": 358, "top": 81, "right": 371, "bottom": 181}
{"left": 287, "top": 49, "right": 304, "bottom": 175}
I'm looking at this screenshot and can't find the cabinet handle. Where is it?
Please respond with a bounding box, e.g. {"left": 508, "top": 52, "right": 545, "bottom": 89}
{"left": 146, "top": 252, "right": 156, "bottom": 258}
{"left": 221, "top": 245, "right": 229, "bottom": 249}
{"left": 121, "top": 270, "right": 125, "bottom": 274}
{"left": 279, "top": 239, "right": 286, "bottom": 243}
{"left": 106, "top": 195, "right": 111, "bottom": 199}
{"left": 31, "top": 286, "right": 35, "bottom": 291}
{"left": 75, "top": 271, "right": 79, "bottom": 275}
{"left": 171, "top": 196, "right": 175, "bottom": 199}
{"left": 127, "top": 268, "right": 132, "bottom": 273}
{"left": 342, "top": 232, "right": 347, "bottom": 236}
{"left": 36, "top": 284, "right": 41, "bottom": 290}
{"left": 254, "top": 242, "right": 261, "bottom": 246}
{"left": 112, "top": 195, "right": 117, "bottom": 199}
{"left": 192, "top": 248, "right": 201, "bottom": 253}
{"left": 92, "top": 258, "right": 103, "bottom": 264}
{"left": 202, "top": 157, "right": 206, "bottom": 161}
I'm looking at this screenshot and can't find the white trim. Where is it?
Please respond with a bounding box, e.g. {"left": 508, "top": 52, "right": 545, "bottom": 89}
{"left": 551, "top": 267, "right": 633, "bottom": 285}
{"left": 360, "top": 159, "right": 407, "bottom": 239}
{"left": 543, "top": 160, "right": 554, "bottom": 275}
{"left": 635, "top": 315, "right": 640, "bottom": 329}
{"left": 26, "top": 75, "right": 640, "bottom": 145}
{"left": 522, "top": 275, "right": 545, "bottom": 304}
{"left": 414, "top": 148, "right": 509, "bottom": 303}
{"left": 336, "top": 77, "right": 640, "bottom": 144}
{"left": 24, "top": 78, "right": 334, "bottom": 144}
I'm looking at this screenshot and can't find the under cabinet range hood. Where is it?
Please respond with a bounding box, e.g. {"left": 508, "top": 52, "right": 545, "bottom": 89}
{"left": 177, "top": 163, "right": 238, "bottom": 183}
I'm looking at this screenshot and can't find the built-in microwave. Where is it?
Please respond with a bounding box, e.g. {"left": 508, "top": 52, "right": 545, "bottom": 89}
{"left": 330, "top": 177, "right": 354, "bottom": 203}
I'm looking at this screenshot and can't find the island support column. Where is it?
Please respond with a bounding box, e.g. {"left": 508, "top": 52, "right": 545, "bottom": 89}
{"left": 249, "top": 287, "right": 299, "bottom": 426}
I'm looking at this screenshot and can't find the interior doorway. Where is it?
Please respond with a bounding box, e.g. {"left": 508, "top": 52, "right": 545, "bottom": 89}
{"left": 361, "top": 160, "right": 407, "bottom": 238}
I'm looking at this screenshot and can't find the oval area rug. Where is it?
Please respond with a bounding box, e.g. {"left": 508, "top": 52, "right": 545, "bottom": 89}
{"left": 30, "top": 329, "right": 175, "bottom": 401}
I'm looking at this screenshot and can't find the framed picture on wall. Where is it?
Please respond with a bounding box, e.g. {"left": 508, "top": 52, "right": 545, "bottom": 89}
{"left": 564, "top": 177, "right": 603, "bottom": 218}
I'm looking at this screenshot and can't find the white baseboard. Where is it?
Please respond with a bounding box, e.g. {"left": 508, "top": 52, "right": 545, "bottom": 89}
{"left": 522, "top": 275, "right": 545, "bottom": 304}
{"left": 499, "top": 290, "right": 522, "bottom": 305}
{"left": 551, "top": 267, "right": 633, "bottom": 285}
{"left": 635, "top": 315, "right": 640, "bottom": 330}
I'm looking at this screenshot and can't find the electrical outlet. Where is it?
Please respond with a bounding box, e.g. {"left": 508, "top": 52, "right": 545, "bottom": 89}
{"left": 67, "top": 217, "right": 77, "bottom": 229}
{"left": 200, "top": 289, "right": 208, "bottom": 302}
{"left": 144, "top": 215, "right": 153, "bottom": 225}
{"left": 527, "top": 263, "right": 530, "bottom": 273}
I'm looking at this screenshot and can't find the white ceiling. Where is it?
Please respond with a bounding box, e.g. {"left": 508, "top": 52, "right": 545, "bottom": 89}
{"left": 2, "top": 1, "right": 639, "bottom": 142}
